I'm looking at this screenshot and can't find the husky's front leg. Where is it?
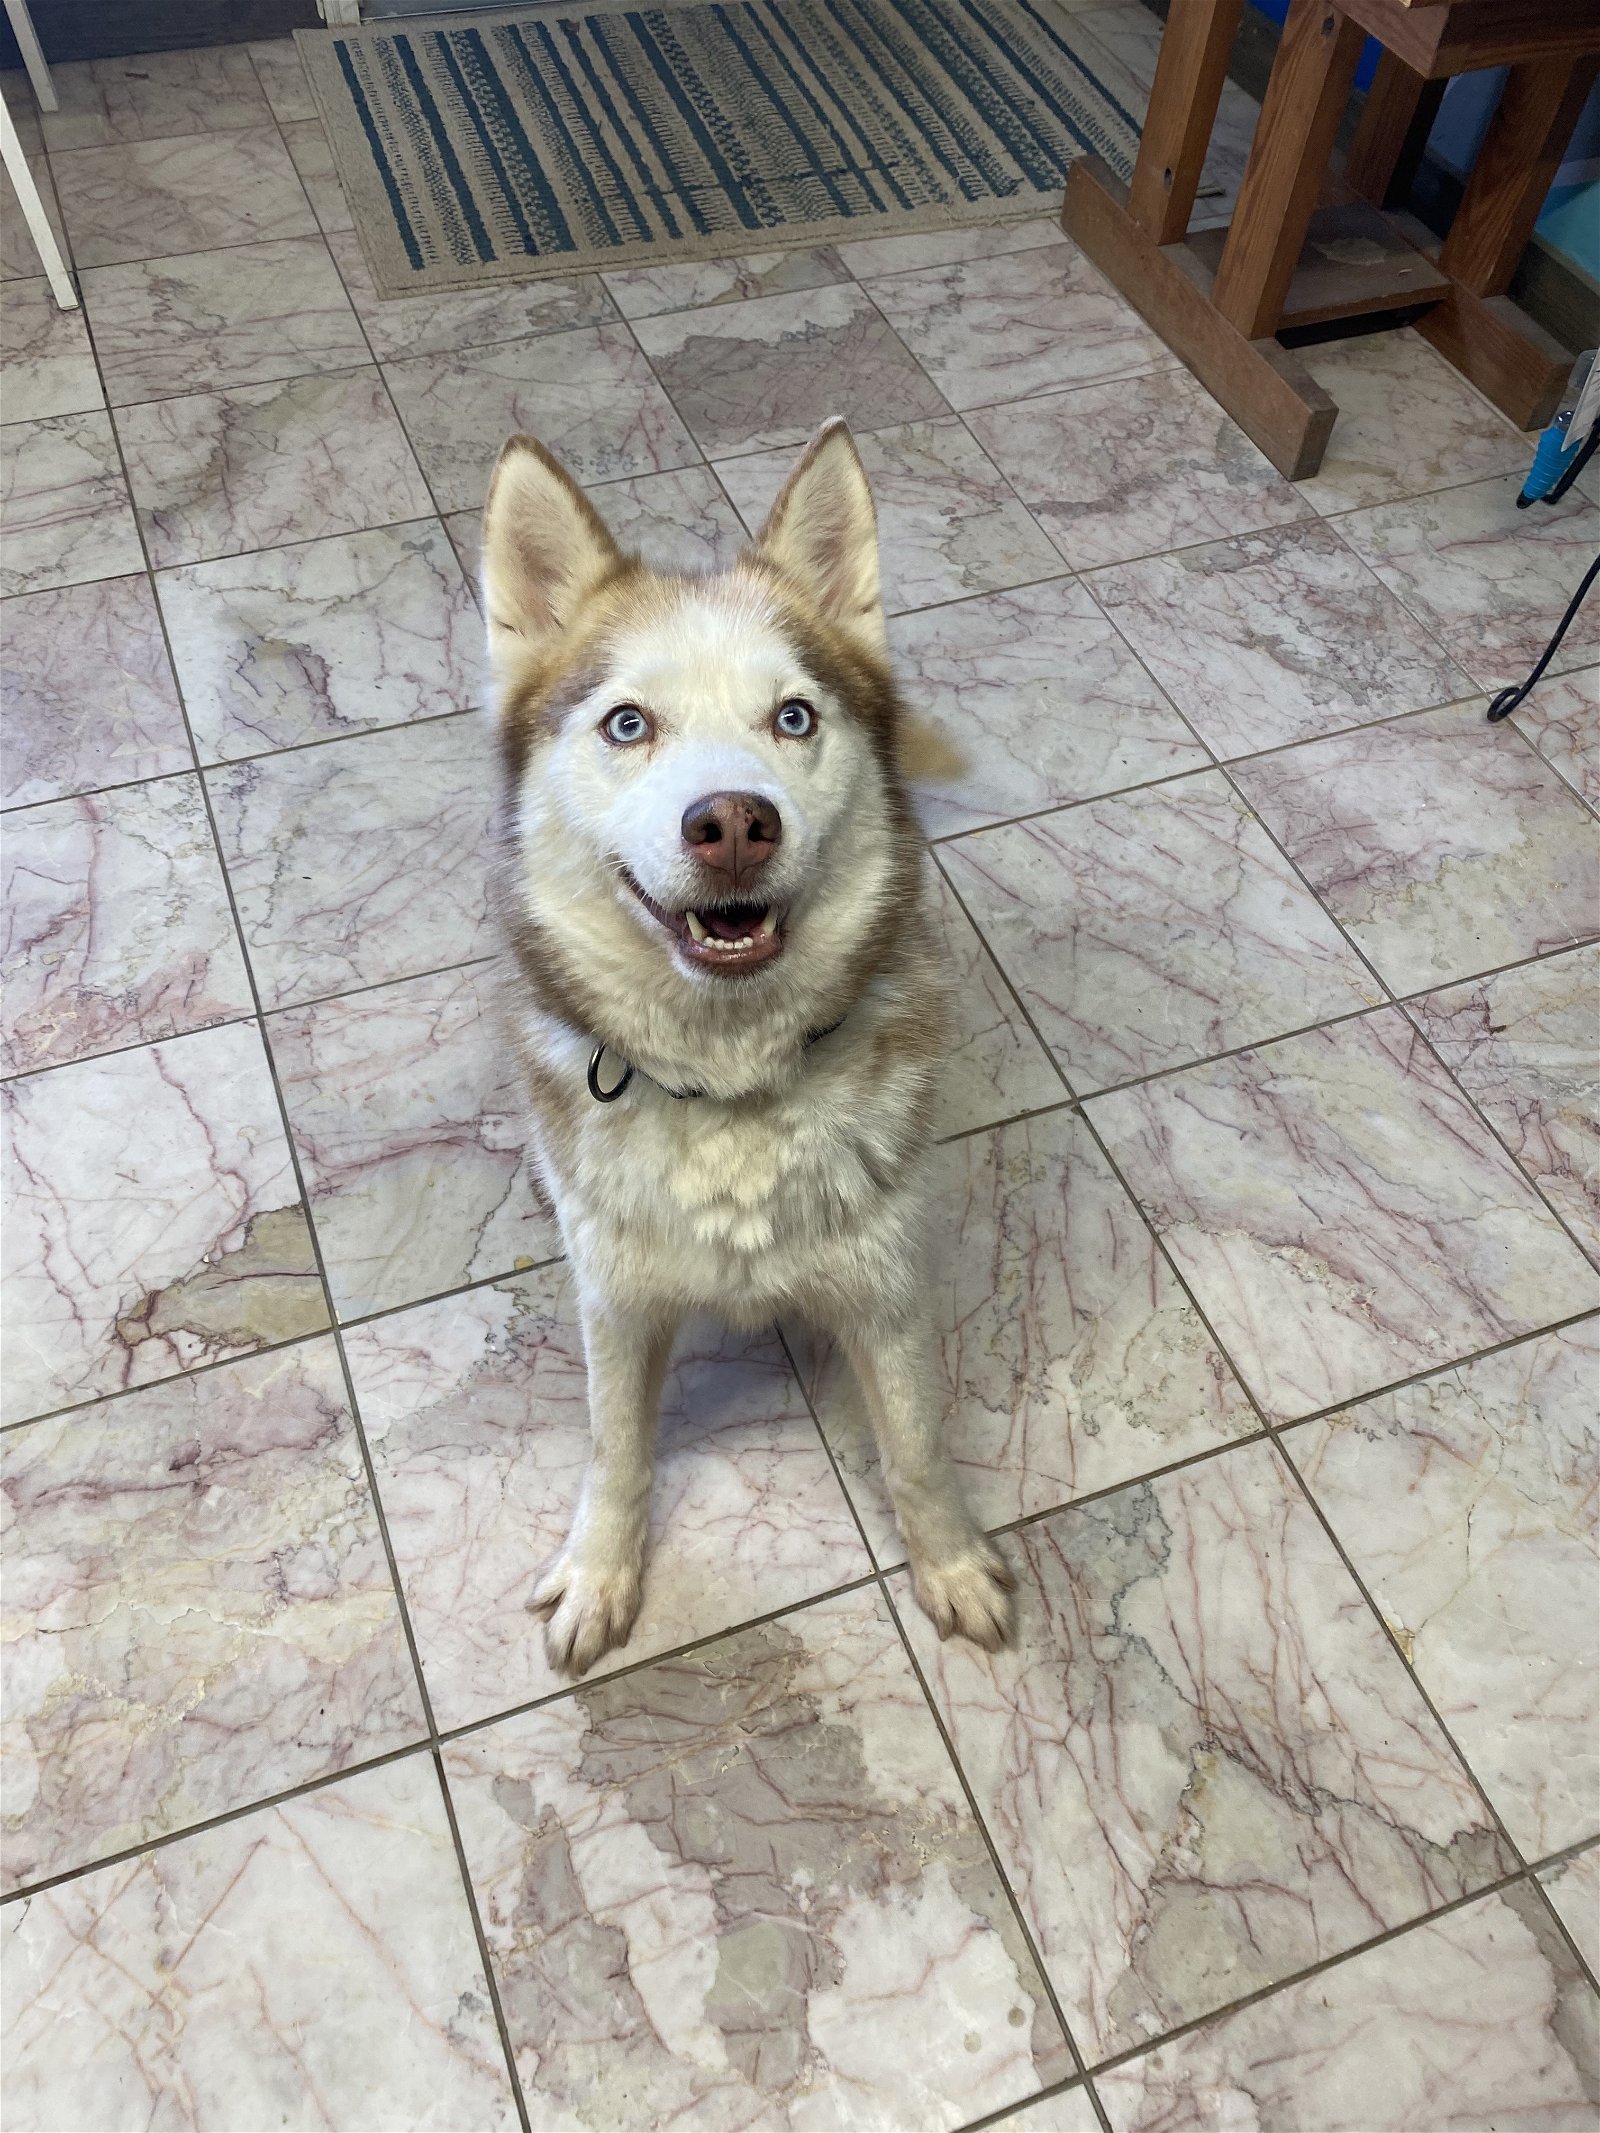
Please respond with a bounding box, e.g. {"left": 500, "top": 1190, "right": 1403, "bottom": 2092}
{"left": 531, "top": 1298, "right": 677, "bottom": 1675}
{"left": 845, "top": 1316, "right": 1014, "bottom": 1648}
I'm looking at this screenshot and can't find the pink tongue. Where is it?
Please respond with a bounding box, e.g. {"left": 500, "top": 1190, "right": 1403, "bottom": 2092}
{"left": 701, "top": 907, "right": 758, "bottom": 942}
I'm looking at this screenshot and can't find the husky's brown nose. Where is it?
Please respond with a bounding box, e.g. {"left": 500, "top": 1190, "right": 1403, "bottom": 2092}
{"left": 681, "top": 792, "right": 782, "bottom": 887}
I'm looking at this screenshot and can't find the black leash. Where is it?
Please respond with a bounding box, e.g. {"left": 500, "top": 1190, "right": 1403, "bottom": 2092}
{"left": 587, "top": 1020, "right": 844, "bottom": 1104}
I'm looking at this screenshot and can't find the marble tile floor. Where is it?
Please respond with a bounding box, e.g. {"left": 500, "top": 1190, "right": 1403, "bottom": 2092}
{"left": 1, "top": 30, "right": 1598, "bottom": 2133}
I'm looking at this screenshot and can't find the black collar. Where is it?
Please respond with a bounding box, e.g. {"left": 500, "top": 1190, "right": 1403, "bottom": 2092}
{"left": 586, "top": 1020, "right": 844, "bottom": 1104}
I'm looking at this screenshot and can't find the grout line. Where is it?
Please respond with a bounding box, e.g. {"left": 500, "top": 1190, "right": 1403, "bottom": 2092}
{"left": 772, "top": 1324, "right": 1107, "bottom": 2120}
{"left": 432, "top": 1569, "right": 882, "bottom": 1751}
{"left": 1077, "top": 1857, "right": 1557, "bottom": 2080}
{"left": 426, "top": 1744, "right": 534, "bottom": 2133}
{"left": 334, "top": 1249, "right": 567, "bottom": 1334}
{"left": 179, "top": 91, "right": 537, "bottom": 2117}
{"left": 935, "top": 837, "right": 1593, "bottom": 1878}
{"left": 1524, "top": 1843, "right": 1600, "bottom": 1999}
{"left": 151, "top": 74, "right": 537, "bottom": 2119}
{"left": 0, "top": 942, "right": 505, "bottom": 1088}
{"left": 0, "top": 1737, "right": 436, "bottom": 1907}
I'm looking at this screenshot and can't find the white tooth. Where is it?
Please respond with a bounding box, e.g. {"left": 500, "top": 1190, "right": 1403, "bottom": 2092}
{"left": 759, "top": 909, "right": 779, "bottom": 938}
{"left": 686, "top": 911, "right": 707, "bottom": 942}
{"left": 736, "top": 937, "right": 753, "bottom": 949}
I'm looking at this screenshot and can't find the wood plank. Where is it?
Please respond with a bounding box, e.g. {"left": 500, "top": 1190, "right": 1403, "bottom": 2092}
{"left": 1128, "top": 0, "right": 1247, "bottom": 244}
{"left": 1333, "top": 0, "right": 1600, "bottom": 78}
{"left": 1344, "top": 51, "right": 1445, "bottom": 204}
{"left": 1211, "top": 0, "right": 1368, "bottom": 338}
{"left": 1440, "top": 58, "right": 1600, "bottom": 295}
{"left": 1188, "top": 200, "right": 1450, "bottom": 326}
{"left": 1416, "top": 283, "right": 1575, "bottom": 429}
{"left": 1062, "top": 157, "right": 1338, "bottom": 480}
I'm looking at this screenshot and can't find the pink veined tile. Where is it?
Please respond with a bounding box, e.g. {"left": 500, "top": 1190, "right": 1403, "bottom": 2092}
{"left": 1, "top": 1020, "right": 328, "bottom": 1427}
{"left": 1513, "top": 668, "right": 1600, "bottom": 816}
{"left": 788, "top": 1106, "right": 1255, "bottom": 1557}
{"left": 1, "top": 411, "right": 143, "bottom": 597}
{"left": 50, "top": 125, "right": 316, "bottom": 267}
{"left": 343, "top": 1264, "right": 868, "bottom": 1728}
{"left": 1, "top": 1337, "right": 425, "bottom": 1893}
{"left": 1294, "top": 327, "right": 1530, "bottom": 517}
{"left": 1338, "top": 472, "right": 1599, "bottom": 694}
{"left": 714, "top": 416, "right": 1064, "bottom": 615}
{"left": 1086, "top": 518, "right": 1473, "bottom": 757}
{"left": 630, "top": 280, "right": 947, "bottom": 458}
{"left": 1291, "top": 1319, "right": 1599, "bottom": 1860}
{"left": 205, "top": 715, "right": 495, "bottom": 1011}
{"left": 1409, "top": 944, "right": 1600, "bottom": 1267}
{"left": 246, "top": 38, "right": 320, "bottom": 125}
{"left": 157, "top": 519, "right": 482, "bottom": 762}
{"left": 930, "top": 866, "right": 1062, "bottom": 1138}
{"left": 0, "top": 274, "right": 102, "bottom": 422}
{"left": 1233, "top": 701, "right": 1600, "bottom": 995}
{"left": 37, "top": 46, "right": 273, "bottom": 149}
{"left": 269, "top": 961, "right": 561, "bottom": 1320}
{"left": 82, "top": 235, "right": 369, "bottom": 405}
{"left": 861, "top": 241, "right": 1174, "bottom": 411}
{"left": 833, "top": 217, "right": 1068, "bottom": 279}
{"left": 382, "top": 323, "right": 699, "bottom": 513}
{"left": 898, "top": 1440, "right": 1517, "bottom": 2063}
{"left": 116, "top": 367, "right": 433, "bottom": 570}
{"left": 601, "top": 242, "right": 850, "bottom": 320}
{"left": 442, "top": 1585, "right": 1071, "bottom": 2128}
{"left": 967, "top": 367, "right": 1309, "bottom": 573}
{"left": 326, "top": 227, "right": 615, "bottom": 362}
{"left": 1089, "top": 1008, "right": 1599, "bottom": 1421}
{"left": 892, "top": 576, "right": 1209, "bottom": 838}
{"left": 944, "top": 771, "right": 1380, "bottom": 1092}
{"left": 979, "top": 2087, "right": 1104, "bottom": 2133}
{"left": 1096, "top": 1882, "right": 1598, "bottom": 2130}
{"left": 1, "top": 575, "right": 190, "bottom": 807}
{"left": 1, "top": 1757, "right": 519, "bottom": 2131}
{"left": 1, "top": 771, "right": 253, "bottom": 1074}
{"left": 279, "top": 118, "right": 353, "bottom": 234}
{"left": 1537, "top": 1845, "right": 1600, "bottom": 1979}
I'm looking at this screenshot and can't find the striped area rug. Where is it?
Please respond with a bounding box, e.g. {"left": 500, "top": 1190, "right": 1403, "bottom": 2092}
{"left": 298, "top": 0, "right": 1140, "bottom": 295}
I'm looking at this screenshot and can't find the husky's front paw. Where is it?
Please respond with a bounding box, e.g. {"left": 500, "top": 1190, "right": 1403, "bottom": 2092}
{"left": 529, "top": 1549, "right": 644, "bottom": 1676}
{"left": 912, "top": 1538, "right": 1016, "bottom": 1650}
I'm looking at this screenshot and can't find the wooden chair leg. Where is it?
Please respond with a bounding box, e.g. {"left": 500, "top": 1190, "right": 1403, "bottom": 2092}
{"left": 1211, "top": 0, "right": 1366, "bottom": 339}
{"left": 1439, "top": 57, "right": 1600, "bottom": 297}
{"left": 1128, "top": 0, "right": 1246, "bottom": 244}
{"left": 1344, "top": 50, "right": 1444, "bottom": 207}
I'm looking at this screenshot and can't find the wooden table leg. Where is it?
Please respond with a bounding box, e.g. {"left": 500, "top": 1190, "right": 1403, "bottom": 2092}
{"left": 1211, "top": 0, "right": 1367, "bottom": 338}
{"left": 1128, "top": 0, "right": 1246, "bottom": 243}
{"left": 1439, "top": 56, "right": 1599, "bottom": 295}
{"left": 1344, "top": 49, "right": 1444, "bottom": 207}
{"left": 1415, "top": 55, "right": 1599, "bottom": 428}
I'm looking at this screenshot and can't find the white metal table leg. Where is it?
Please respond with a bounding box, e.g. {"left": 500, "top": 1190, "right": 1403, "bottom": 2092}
{"left": 2, "top": 0, "right": 58, "bottom": 111}
{"left": 0, "top": 90, "right": 75, "bottom": 307}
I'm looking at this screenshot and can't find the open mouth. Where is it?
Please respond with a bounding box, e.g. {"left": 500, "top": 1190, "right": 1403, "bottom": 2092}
{"left": 621, "top": 872, "right": 786, "bottom": 974}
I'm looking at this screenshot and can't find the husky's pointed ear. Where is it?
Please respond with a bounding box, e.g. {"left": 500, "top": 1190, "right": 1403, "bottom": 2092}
{"left": 481, "top": 434, "right": 621, "bottom": 669}
{"left": 754, "top": 419, "right": 885, "bottom": 657}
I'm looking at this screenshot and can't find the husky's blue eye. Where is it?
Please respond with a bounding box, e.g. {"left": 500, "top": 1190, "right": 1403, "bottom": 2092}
{"left": 603, "top": 704, "right": 652, "bottom": 745}
{"left": 774, "top": 698, "right": 816, "bottom": 739}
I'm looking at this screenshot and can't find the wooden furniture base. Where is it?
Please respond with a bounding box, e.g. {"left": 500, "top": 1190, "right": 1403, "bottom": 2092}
{"left": 1066, "top": 0, "right": 1600, "bottom": 479}
{"left": 1064, "top": 160, "right": 1336, "bottom": 479}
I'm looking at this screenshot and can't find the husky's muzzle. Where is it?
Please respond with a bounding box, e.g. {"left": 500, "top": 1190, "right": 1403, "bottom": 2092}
{"left": 621, "top": 787, "right": 791, "bottom": 975}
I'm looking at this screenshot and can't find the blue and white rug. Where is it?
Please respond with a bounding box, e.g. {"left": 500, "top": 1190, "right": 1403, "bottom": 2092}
{"left": 299, "top": 0, "right": 1141, "bottom": 294}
